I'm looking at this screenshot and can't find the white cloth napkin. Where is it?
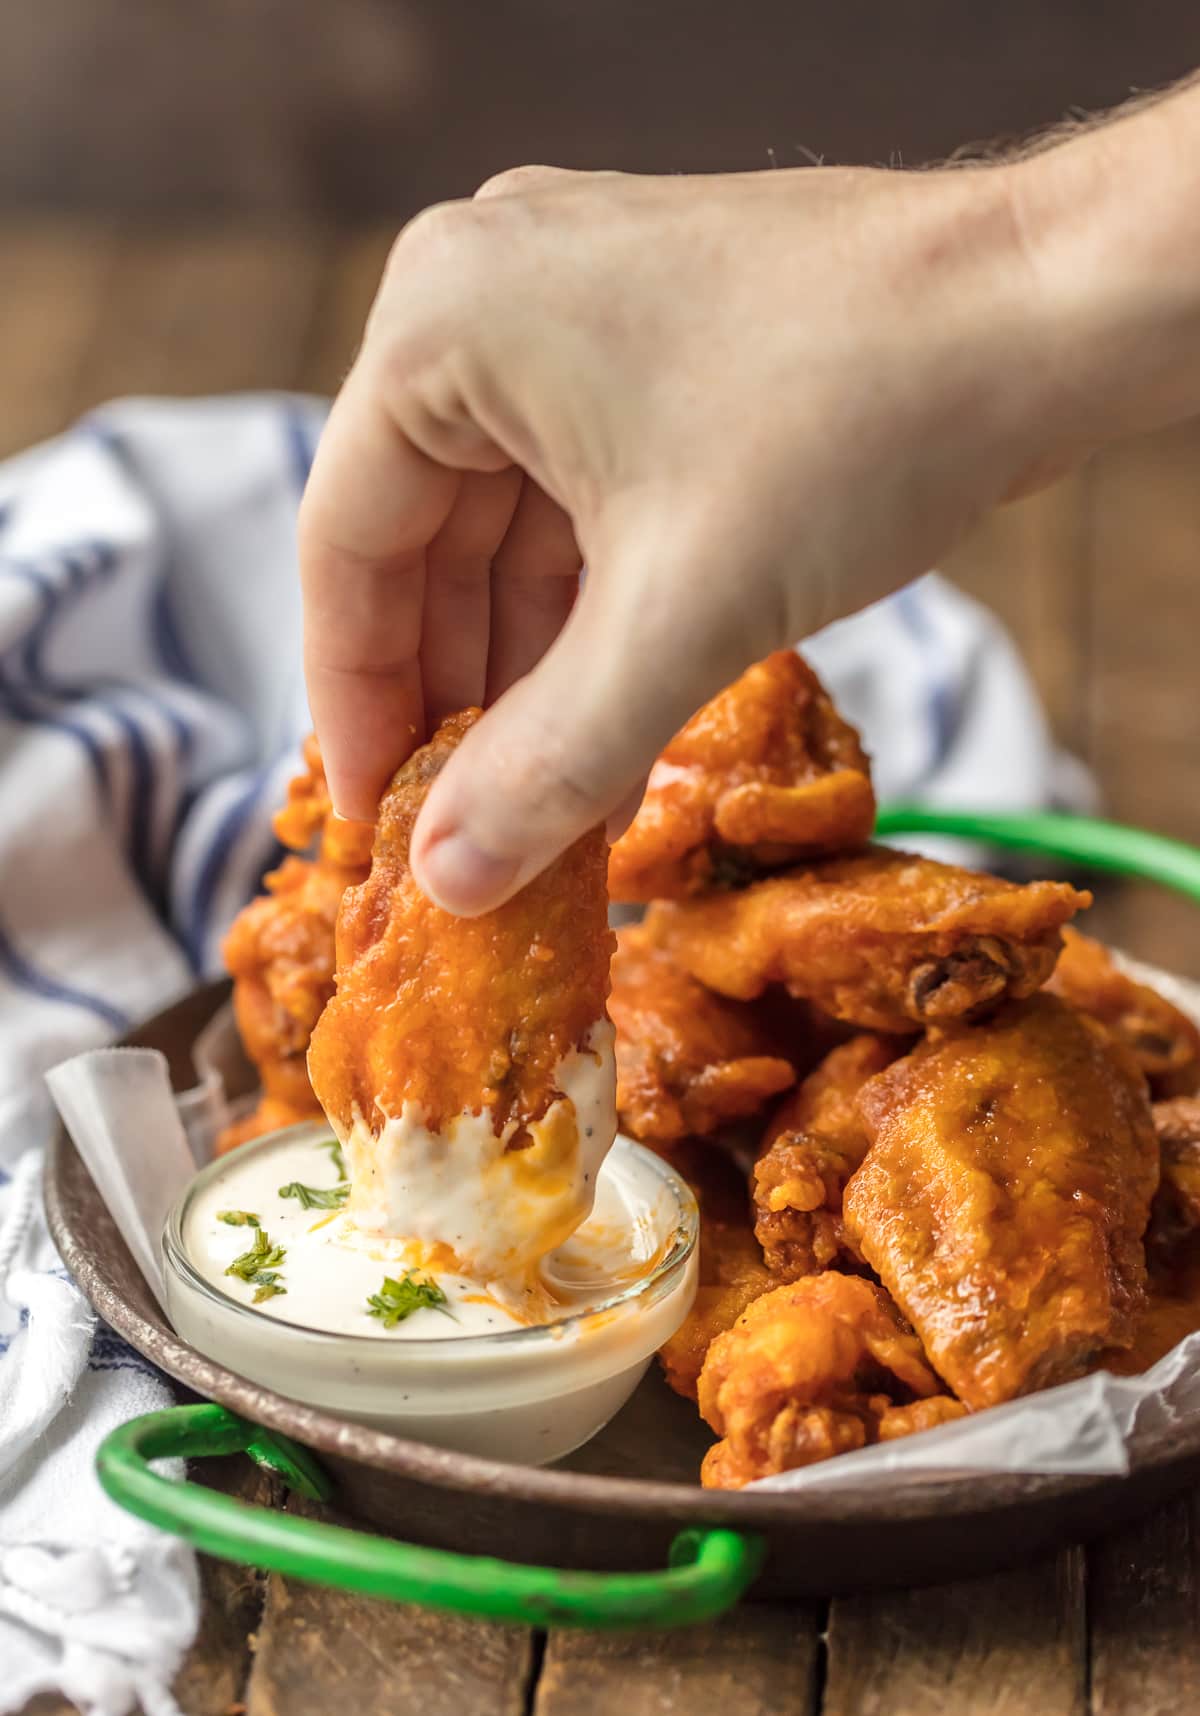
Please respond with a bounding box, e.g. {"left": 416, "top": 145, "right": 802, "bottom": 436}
{"left": 0, "top": 394, "right": 1091, "bottom": 1713}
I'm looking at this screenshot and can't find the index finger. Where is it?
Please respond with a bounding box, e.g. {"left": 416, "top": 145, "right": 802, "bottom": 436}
{"left": 298, "top": 366, "right": 461, "bottom": 821}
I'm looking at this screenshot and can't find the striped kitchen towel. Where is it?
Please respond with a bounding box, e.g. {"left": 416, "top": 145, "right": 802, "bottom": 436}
{"left": 0, "top": 393, "right": 1091, "bottom": 1714}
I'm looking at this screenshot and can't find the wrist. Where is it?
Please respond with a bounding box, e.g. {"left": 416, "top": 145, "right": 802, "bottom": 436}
{"left": 1002, "top": 78, "right": 1200, "bottom": 448}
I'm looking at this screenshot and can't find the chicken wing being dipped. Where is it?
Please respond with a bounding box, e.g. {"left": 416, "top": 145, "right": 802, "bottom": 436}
{"left": 219, "top": 738, "right": 373, "bottom": 1152}
{"left": 1047, "top": 926, "right": 1200, "bottom": 1098}
{"left": 654, "top": 1138, "right": 773, "bottom": 1401}
{"left": 610, "top": 922, "right": 802, "bottom": 1142}
{"left": 645, "top": 847, "right": 1090, "bottom": 1033}
{"left": 843, "top": 995, "right": 1159, "bottom": 1409}
{"left": 753, "top": 1034, "right": 902, "bottom": 1279}
{"left": 306, "top": 710, "right": 617, "bottom": 1283}
{"left": 608, "top": 650, "right": 875, "bottom": 903}
{"left": 697, "top": 1273, "right": 963, "bottom": 1488}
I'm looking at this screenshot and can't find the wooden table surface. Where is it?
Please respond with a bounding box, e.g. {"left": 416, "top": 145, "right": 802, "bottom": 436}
{"left": 7, "top": 218, "right": 1200, "bottom": 1716}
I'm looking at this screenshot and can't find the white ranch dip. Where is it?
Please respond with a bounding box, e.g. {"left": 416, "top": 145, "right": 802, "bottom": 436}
{"left": 185, "top": 1111, "right": 669, "bottom": 1341}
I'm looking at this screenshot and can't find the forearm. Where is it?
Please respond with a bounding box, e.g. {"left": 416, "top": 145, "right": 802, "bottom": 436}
{"left": 1005, "top": 74, "right": 1200, "bottom": 446}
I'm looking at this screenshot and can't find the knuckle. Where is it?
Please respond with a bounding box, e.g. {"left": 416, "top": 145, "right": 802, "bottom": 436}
{"left": 386, "top": 198, "right": 480, "bottom": 278}
{"left": 475, "top": 163, "right": 568, "bottom": 200}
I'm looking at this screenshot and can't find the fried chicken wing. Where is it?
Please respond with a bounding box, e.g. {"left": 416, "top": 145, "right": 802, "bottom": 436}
{"left": 218, "top": 738, "right": 373, "bottom": 1152}
{"left": 1047, "top": 927, "right": 1200, "bottom": 1098}
{"left": 696, "top": 1273, "right": 950, "bottom": 1488}
{"left": 843, "top": 995, "right": 1159, "bottom": 1409}
{"left": 1144, "top": 1095, "right": 1200, "bottom": 1264}
{"left": 649, "top": 1137, "right": 774, "bottom": 1401}
{"left": 753, "top": 1034, "right": 902, "bottom": 1278}
{"left": 608, "top": 650, "right": 874, "bottom": 902}
{"left": 645, "top": 847, "right": 1090, "bottom": 1033}
{"left": 306, "top": 710, "right": 616, "bottom": 1278}
{"left": 610, "top": 923, "right": 800, "bottom": 1141}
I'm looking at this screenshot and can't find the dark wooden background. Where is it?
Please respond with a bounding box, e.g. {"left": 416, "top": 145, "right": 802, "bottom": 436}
{"left": 4, "top": 2, "right": 1200, "bottom": 216}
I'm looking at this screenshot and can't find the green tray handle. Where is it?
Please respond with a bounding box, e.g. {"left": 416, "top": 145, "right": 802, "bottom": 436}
{"left": 875, "top": 805, "right": 1200, "bottom": 904}
{"left": 97, "top": 1402, "right": 764, "bottom": 1629}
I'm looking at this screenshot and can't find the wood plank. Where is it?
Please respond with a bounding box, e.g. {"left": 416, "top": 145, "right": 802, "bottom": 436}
{"left": 1079, "top": 414, "right": 1200, "bottom": 978}
{"left": 822, "top": 1549, "right": 1086, "bottom": 1716}
{"left": 299, "top": 225, "right": 396, "bottom": 399}
{"left": 534, "top": 1604, "right": 821, "bottom": 1716}
{"left": 243, "top": 1493, "right": 533, "bottom": 1716}
{"left": 72, "top": 228, "right": 330, "bottom": 409}
{"left": 170, "top": 1452, "right": 277, "bottom": 1715}
{"left": 945, "top": 467, "right": 1092, "bottom": 761}
{"left": 1086, "top": 417, "right": 1200, "bottom": 807}
{"left": 1089, "top": 1493, "right": 1200, "bottom": 1716}
{"left": 0, "top": 219, "right": 118, "bottom": 458}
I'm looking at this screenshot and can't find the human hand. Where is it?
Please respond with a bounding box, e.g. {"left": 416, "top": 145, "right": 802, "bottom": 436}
{"left": 299, "top": 96, "right": 1200, "bottom": 914}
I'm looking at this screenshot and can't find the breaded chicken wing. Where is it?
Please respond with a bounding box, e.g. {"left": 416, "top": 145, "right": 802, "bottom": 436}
{"left": 610, "top": 923, "right": 799, "bottom": 1141}
{"left": 697, "top": 1273, "right": 952, "bottom": 1488}
{"left": 1047, "top": 927, "right": 1200, "bottom": 1098}
{"left": 843, "top": 995, "right": 1159, "bottom": 1409}
{"left": 307, "top": 710, "right": 616, "bottom": 1277}
{"left": 1146, "top": 1096, "right": 1200, "bottom": 1258}
{"left": 753, "top": 1034, "right": 902, "bottom": 1278}
{"left": 218, "top": 738, "right": 373, "bottom": 1152}
{"left": 645, "top": 847, "right": 1089, "bottom": 1033}
{"left": 654, "top": 1138, "right": 774, "bottom": 1401}
{"left": 608, "top": 650, "right": 874, "bottom": 902}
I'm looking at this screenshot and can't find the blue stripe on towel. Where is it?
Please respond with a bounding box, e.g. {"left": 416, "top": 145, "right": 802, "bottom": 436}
{"left": 181, "top": 767, "right": 275, "bottom": 969}
{"left": 0, "top": 913, "right": 130, "bottom": 1032}
{"left": 893, "top": 584, "right": 957, "bottom": 768}
{"left": 283, "top": 403, "right": 316, "bottom": 493}
{"left": 0, "top": 672, "right": 111, "bottom": 801}
{"left": 1, "top": 544, "right": 195, "bottom": 888}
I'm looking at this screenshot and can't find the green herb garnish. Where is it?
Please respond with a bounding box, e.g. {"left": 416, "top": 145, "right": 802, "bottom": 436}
{"left": 217, "top": 1209, "right": 260, "bottom": 1228}
{"left": 366, "top": 1271, "right": 451, "bottom": 1329}
{"left": 278, "top": 1179, "right": 350, "bottom": 1211}
{"left": 321, "top": 1138, "right": 347, "bottom": 1179}
{"left": 225, "top": 1228, "right": 287, "bottom": 1301}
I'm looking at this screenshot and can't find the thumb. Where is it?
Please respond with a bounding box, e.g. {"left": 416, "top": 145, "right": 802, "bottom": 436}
{"left": 409, "top": 560, "right": 768, "bottom": 915}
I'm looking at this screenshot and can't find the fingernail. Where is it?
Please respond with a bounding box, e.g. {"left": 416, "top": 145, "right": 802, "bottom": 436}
{"left": 416, "top": 829, "right": 522, "bottom": 915}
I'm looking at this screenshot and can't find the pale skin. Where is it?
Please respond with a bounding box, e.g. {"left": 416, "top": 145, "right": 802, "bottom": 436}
{"left": 299, "top": 75, "right": 1200, "bottom": 916}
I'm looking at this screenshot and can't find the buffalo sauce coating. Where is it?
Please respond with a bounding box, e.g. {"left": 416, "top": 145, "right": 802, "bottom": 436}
{"left": 644, "top": 848, "right": 1091, "bottom": 1030}
{"left": 307, "top": 709, "right": 615, "bottom": 1142}
{"left": 1046, "top": 926, "right": 1200, "bottom": 1098}
{"left": 608, "top": 649, "right": 875, "bottom": 902}
{"left": 219, "top": 735, "right": 374, "bottom": 1153}
{"left": 844, "top": 995, "right": 1159, "bottom": 1410}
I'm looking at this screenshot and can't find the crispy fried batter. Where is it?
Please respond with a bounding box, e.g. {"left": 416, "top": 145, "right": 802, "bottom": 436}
{"left": 1047, "top": 927, "right": 1200, "bottom": 1098}
{"left": 1146, "top": 1096, "right": 1200, "bottom": 1260}
{"left": 610, "top": 924, "right": 799, "bottom": 1141}
{"left": 753, "top": 1035, "right": 902, "bottom": 1278}
{"left": 697, "top": 1273, "right": 948, "bottom": 1488}
{"left": 608, "top": 651, "right": 875, "bottom": 902}
{"left": 875, "top": 1397, "right": 969, "bottom": 1440}
{"left": 218, "top": 738, "right": 373, "bottom": 1152}
{"left": 843, "top": 995, "right": 1159, "bottom": 1409}
{"left": 645, "top": 847, "right": 1089, "bottom": 1033}
{"left": 654, "top": 1138, "right": 774, "bottom": 1402}
{"left": 307, "top": 709, "right": 614, "bottom": 1142}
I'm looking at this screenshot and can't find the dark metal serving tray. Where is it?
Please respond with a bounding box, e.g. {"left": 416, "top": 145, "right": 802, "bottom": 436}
{"left": 45, "top": 977, "right": 1200, "bottom": 1601}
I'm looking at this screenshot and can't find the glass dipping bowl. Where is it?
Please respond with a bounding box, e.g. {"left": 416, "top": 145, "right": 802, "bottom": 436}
{"left": 162, "top": 1123, "right": 699, "bottom": 1466}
